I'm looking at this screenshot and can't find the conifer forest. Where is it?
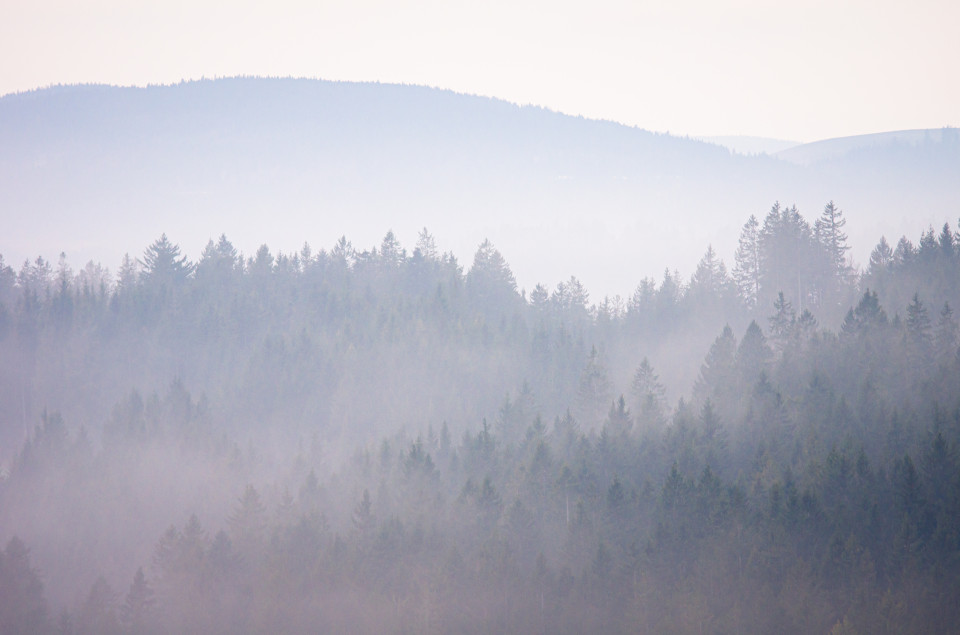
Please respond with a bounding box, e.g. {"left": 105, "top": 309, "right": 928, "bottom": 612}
{"left": 3, "top": 202, "right": 960, "bottom": 633}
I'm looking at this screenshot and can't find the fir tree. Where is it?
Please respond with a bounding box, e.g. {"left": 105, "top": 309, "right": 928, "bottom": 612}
{"left": 733, "top": 214, "right": 761, "bottom": 308}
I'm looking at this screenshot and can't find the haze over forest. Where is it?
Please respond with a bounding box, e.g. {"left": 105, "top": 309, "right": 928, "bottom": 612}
{"left": 3, "top": 78, "right": 959, "bottom": 298}
{"left": 2, "top": 78, "right": 960, "bottom": 633}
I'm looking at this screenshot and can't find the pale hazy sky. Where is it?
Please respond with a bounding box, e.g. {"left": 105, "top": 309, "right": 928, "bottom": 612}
{"left": 2, "top": 0, "right": 958, "bottom": 142}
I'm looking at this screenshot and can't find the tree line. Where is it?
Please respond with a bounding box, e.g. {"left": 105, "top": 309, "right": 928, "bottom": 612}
{"left": 2, "top": 202, "right": 960, "bottom": 632}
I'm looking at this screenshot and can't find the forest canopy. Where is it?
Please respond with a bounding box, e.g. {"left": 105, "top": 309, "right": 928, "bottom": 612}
{"left": 2, "top": 202, "right": 960, "bottom": 633}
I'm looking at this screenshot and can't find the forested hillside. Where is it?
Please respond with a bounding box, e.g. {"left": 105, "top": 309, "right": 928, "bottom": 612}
{"left": 3, "top": 79, "right": 959, "bottom": 298}
{"left": 2, "top": 202, "right": 960, "bottom": 633}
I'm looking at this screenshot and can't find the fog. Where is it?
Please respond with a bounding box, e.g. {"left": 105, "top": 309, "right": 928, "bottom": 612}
{"left": 2, "top": 79, "right": 958, "bottom": 300}
{"left": 3, "top": 195, "right": 960, "bottom": 631}
{"left": 3, "top": 78, "right": 960, "bottom": 633}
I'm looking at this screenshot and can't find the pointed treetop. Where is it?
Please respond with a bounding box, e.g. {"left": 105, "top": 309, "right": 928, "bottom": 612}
{"left": 140, "top": 233, "right": 193, "bottom": 285}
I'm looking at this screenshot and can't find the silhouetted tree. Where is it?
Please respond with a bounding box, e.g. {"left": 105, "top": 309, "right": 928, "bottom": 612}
{"left": 140, "top": 234, "right": 193, "bottom": 290}
{"left": 0, "top": 537, "right": 49, "bottom": 635}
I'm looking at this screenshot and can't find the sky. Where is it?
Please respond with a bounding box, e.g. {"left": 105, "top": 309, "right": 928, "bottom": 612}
{"left": 2, "top": 0, "right": 958, "bottom": 143}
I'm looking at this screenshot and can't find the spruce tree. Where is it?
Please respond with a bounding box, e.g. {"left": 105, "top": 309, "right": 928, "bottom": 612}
{"left": 733, "top": 215, "right": 761, "bottom": 309}
{"left": 815, "top": 201, "right": 851, "bottom": 279}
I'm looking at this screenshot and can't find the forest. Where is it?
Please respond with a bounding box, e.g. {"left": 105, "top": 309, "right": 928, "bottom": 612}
{"left": 2, "top": 201, "right": 960, "bottom": 633}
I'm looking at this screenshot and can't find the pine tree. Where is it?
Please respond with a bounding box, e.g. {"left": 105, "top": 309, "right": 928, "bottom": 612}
{"left": 0, "top": 536, "right": 49, "bottom": 635}
{"left": 415, "top": 227, "right": 438, "bottom": 261}
{"left": 690, "top": 245, "right": 729, "bottom": 301}
{"left": 733, "top": 215, "right": 761, "bottom": 309}
{"left": 631, "top": 357, "right": 667, "bottom": 428}
{"left": 552, "top": 276, "right": 590, "bottom": 322}
{"left": 119, "top": 567, "right": 154, "bottom": 634}
{"left": 195, "top": 234, "right": 240, "bottom": 287}
{"left": 466, "top": 239, "right": 518, "bottom": 316}
{"left": 18, "top": 256, "right": 52, "bottom": 301}
{"left": 935, "top": 302, "right": 958, "bottom": 365}
{"left": 815, "top": 201, "right": 851, "bottom": 279}
{"left": 868, "top": 237, "right": 894, "bottom": 273}
{"left": 115, "top": 253, "right": 139, "bottom": 295}
{"left": 206, "top": 531, "right": 240, "bottom": 580}
{"left": 331, "top": 235, "right": 355, "bottom": 268}
{"left": 603, "top": 395, "right": 632, "bottom": 438}
{"left": 865, "top": 236, "right": 894, "bottom": 298}
{"left": 228, "top": 485, "right": 267, "bottom": 561}
{"left": 796, "top": 308, "right": 819, "bottom": 347}
{"left": 905, "top": 293, "right": 932, "bottom": 365}
{"left": 248, "top": 244, "right": 274, "bottom": 280}
{"left": 939, "top": 222, "right": 956, "bottom": 262}
{"left": 757, "top": 202, "right": 820, "bottom": 313}
{"left": 736, "top": 320, "right": 772, "bottom": 389}
{"left": 51, "top": 252, "right": 74, "bottom": 327}
{"left": 918, "top": 226, "right": 938, "bottom": 263}
{"left": 77, "top": 577, "right": 119, "bottom": 635}
{"left": 379, "top": 230, "right": 404, "bottom": 269}
{"left": 140, "top": 234, "right": 192, "bottom": 287}
{"left": 768, "top": 292, "right": 796, "bottom": 353}
{"left": 893, "top": 236, "right": 915, "bottom": 266}
{"left": 352, "top": 489, "right": 375, "bottom": 536}
{"left": 576, "top": 346, "right": 613, "bottom": 427}
{"left": 0, "top": 255, "right": 16, "bottom": 320}
{"left": 700, "top": 399, "right": 722, "bottom": 443}
{"left": 693, "top": 325, "right": 737, "bottom": 405}
{"left": 842, "top": 290, "right": 888, "bottom": 335}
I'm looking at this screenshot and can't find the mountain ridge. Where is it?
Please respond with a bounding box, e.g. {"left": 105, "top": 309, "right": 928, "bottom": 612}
{"left": 2, "top": 77, "right": 957, "bottom": 298}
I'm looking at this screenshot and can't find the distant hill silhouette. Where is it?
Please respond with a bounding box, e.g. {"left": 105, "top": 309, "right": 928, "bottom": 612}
{"left": 776, "top": 128, "right": 960, "bottom": 166}
{"left": 2, "top": 78, "right": 957, "bottom": 297}
{"left": 698, "top": 135, "right": 800, "bottom": 156}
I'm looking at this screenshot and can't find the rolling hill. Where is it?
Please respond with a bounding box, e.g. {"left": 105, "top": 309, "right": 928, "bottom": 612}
{"left": 1, "top": 78, "right": 957, "bottom": 297}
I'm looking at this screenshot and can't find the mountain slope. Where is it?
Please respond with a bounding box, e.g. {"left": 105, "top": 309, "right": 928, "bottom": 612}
{"left": 1, "top": 78, "right": 957, "bottom": 296}
{"left": 776, "top": 128, "right": 959, "bottom": 166}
